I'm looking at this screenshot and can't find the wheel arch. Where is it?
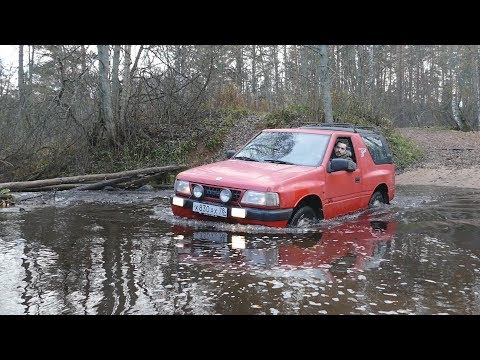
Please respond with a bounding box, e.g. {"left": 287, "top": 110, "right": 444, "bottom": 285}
{"left": 372, "top": 184, "right": 389, "bottom": 204}
{"left": 292, "top": 194, "right": 324, "bottom": 220}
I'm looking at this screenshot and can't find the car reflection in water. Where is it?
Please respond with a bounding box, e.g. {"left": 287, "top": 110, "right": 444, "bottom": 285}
{"left": 173, "top": 217, "right": 395, "bottom": 279}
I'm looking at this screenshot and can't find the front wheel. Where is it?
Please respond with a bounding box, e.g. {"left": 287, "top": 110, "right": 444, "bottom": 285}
{"left": 368, "top": 191, "right": 385, "bottom": 207}
{"left": 288, "top": 206, "right": 317, "bottom": 227}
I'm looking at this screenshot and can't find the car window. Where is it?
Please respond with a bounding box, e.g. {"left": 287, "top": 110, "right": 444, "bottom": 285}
{"left": 234, "top": 131, "right": 330, "bottom": 166}
{"left": 333, "top": 137, "right": 356, "bottom": 163}
{"left": 361, "top": 135, "right": 393, "bottom": 164}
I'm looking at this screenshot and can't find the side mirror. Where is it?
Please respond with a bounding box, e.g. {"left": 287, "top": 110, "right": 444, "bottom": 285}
{"left": 327, "top": 158, "right": 357, "bottom": 173}
{"left": 347, "top": 160, "right": 357, "bottom": 171}
{"left": 225, "top": 150, "right": 236, "bottom": 159}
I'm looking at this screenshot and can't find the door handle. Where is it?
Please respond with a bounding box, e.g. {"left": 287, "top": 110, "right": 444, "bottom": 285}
{"left": 355, "top": 177, "right": 360, "bottom": 183}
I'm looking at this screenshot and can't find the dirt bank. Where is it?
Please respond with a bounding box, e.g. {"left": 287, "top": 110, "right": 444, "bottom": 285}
{"left": 395, "top": 127, "right": 480, "bottom": 188}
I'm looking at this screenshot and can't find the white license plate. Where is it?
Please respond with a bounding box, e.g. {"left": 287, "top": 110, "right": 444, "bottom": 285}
{"left": 192, "top": 202, "right": 227, "bottom": 218}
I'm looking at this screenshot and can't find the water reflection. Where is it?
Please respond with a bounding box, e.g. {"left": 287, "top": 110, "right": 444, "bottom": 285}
{"left": 174, "top": 218, "right": 394, "bottom": 282}
{"left": 1, "top": 186, "right": 480, "bottom": 314}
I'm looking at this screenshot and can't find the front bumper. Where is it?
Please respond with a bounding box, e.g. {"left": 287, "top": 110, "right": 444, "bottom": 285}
{"left": 170, "top": 195, "right": 293, "bottom": 223}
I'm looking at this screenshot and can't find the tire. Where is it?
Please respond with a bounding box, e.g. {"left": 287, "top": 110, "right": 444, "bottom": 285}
{"left": 368, "top": 191, "right": 385, "bottom": 207}
{"left": 288, "top": 206, "right": 317, "bottom": 227}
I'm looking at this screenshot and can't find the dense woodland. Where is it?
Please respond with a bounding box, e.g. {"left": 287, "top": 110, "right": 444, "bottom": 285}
{"left": 1, "top": 45, "right": 479, "bottom": 183}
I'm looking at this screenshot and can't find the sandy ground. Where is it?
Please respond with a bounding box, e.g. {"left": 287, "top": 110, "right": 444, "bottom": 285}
{"left": 396, "top": 166, "right": 480, "bottom": 188}
{"left": 395, "top": 127, "right": 480, "bottom": 188}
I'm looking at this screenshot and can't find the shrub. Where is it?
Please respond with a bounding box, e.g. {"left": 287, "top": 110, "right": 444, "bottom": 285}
{"left": 388, "top": 131, "right": 424, "bottom": 171}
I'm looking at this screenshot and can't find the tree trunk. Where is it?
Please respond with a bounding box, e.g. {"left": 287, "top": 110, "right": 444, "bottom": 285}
{"left": 396, "top": 45, "right": 405, "bottom": 124}
{"left": 17, "top": 45, "right": 26, "bottom": 123}
{"left": 117, "top": 171, "right": 173, "bottom": 189}
{"left": 97, "top": 45, "right": 115, "bottom": 143}
{"left": 258, "top": 46, "right": 271, "bottom": 108}
{"left": 318, "top": 45, "right": 333, "bottom": 123}
{"left": 357, "top": 45, "right": 364, "bottom": 98}
{"left": 273, "top": 45, "right": 280, "bottom": 107}
{"left": 283, "top": 45, "right": 289, "bottom": 98}
{"left": 334, "top": 45, "right": 342, "bottom": 91}
{"left": 0, "top": 165, "right": 187, "bottom": 191}
{"left": 27, "top": 45, "right": 34, "bottom": 98}
{"left": 251, "top": 45, "right": 257, "bottom": 107}
{"left": 368, "top": 45, "right": 375, "bottom": 105}
{"left": 131, "top": 45, "right": 143, "bottom": 76}
{"left": 111, "top": 45, "right": 121, "bottom": 122}
{"left": 476, "top": 45, "right": 480, "bottom": 130}
{"left": 235, "top": 45, "right": 243, "bottom": 93}
{"left": 119, "top": 45, "right": 132, "bottom": 138}
{"left": 74, "top": 177, "right": 132, "bottom": 190}
{"left": 449, "top": 45, "right": 464, "bottom": 130}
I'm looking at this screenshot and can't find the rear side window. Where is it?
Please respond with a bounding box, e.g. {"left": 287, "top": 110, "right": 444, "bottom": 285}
{"left": 361, "top": 135, "right": 393, "bottom": 165}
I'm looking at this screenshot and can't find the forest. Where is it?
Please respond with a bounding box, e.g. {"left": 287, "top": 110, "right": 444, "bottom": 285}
{"left": 0, "top": 45, "right": 479, "bottom": 184}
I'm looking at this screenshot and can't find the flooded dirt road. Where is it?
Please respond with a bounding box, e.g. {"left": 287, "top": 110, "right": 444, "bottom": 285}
{"left": 1, "top": 185, "right": 480, "bottom": 315}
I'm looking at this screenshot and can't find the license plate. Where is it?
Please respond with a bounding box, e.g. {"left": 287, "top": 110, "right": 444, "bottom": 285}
{"left": 192, "top": 202, "right": 227, "bottom": 218}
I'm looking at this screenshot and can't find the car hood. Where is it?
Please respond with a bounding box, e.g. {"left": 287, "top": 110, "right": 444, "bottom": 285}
{"left": 177, "top": 159, "right": 318, "bottom": 191}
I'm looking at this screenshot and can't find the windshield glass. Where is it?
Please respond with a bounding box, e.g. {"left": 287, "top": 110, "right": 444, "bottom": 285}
{"left": 234, "top": 131, "right": 330, "bottom": 166}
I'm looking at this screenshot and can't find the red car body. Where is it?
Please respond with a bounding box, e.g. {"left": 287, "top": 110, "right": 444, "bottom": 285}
{"left": 171, "top": 124, "right": 395, "bottom": 228}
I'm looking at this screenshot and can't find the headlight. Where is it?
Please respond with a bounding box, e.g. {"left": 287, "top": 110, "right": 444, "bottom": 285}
{"left": 219, "top": 188, "right": 232, "bottom": 203}
{"left": 193, "top": 184, "right": 204, "bottom": 198}
{"left": 174, "top": 179, "right": 191, "bottom": 195}
{"left": 241, "top": 190, "right": 279, "bottom": 207}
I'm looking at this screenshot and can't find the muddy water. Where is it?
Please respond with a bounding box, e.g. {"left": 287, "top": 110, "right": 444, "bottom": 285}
{"left": 1, "top": 185, "right": 480, "bottom": 315}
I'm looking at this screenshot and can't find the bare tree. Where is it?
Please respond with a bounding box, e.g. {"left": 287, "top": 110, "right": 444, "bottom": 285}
{"left": 111, "top": 45, "right": 121, "bottom": 121}
{"left": 97, "top": 45, "right": 115, "bottom": 142}
{"left": 283, "top": 45, "right": 289, "bottom": 98}
{"left": 396, "top": 45, "right": 405, "bottom": 124}
{"left": 476, "top": 45, "right": 480, "bottom": 130}
{"left": 272, "top": 45, "right": 281, "bottom": 106}
{"left": 258, "top": 46, "right": 272, "bottom": 107}
{"left": 449, "top": 45, "right": 465, "bottom": 130}
{"left": 367, "top": 45, "right": 375, "bottom": 105}
{"left": 251, "top": 45, "right": 257, "bottom": 107}
{"left": 119, "top": 45, "right": 132, "bottom": 137}
{"left": 17, "top": 45, "right": 26, "bottom": 123}
{"left": 318, "top": 45, "right": 333, "bottom": 123}
{"left": 234, "top": 45, "right": 243, "bottom": 93}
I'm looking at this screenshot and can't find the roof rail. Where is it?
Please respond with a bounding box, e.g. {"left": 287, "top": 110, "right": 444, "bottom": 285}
{"left": 299, "top": 122, "right": 378, "bottom": 133}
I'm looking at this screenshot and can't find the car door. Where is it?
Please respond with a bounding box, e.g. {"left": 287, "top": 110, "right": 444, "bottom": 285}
{"left": 323, "top": 135, "right": 363, "bottom": 218}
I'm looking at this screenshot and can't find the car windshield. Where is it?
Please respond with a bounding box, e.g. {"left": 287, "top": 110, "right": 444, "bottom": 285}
{"left": 234, "top": 131, "right": 330, "bottom": 166}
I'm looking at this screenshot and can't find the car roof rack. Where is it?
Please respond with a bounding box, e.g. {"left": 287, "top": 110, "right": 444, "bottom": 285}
{"left": 298, "top": 122, "right": 378, "bottom": 134}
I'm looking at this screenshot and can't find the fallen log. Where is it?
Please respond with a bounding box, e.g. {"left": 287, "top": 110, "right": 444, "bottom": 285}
{"left": 0, "top": 165, "right": 187, "bottom": 191}
{"left": 75, "top": 177, "right": 132, "bottom": 190}
{"left": 117, "top": 171, "right": 171, "bottom": 189}
{"left": 9, "top": 184, "right": 82, "bottom": 192}
{"left": 18, "top": 180, "right": 174, "bottom": 192}
{"left": 156, "top": 184, "right": 174, "bottom": 189}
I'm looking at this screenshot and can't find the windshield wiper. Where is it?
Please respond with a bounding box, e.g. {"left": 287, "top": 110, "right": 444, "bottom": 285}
{"left": 234, "top": 156, "right": 258, "bottom": 162}
{"left": 263, "top": 159, "right": 295, "bottom": 165}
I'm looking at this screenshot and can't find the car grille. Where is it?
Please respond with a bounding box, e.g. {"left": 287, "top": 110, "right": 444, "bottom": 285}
{"left": 195, "top": 184, "right": 242, "bottom": 202}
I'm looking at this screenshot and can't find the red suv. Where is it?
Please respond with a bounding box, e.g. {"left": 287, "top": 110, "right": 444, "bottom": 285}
{"left": 171, "top": 123, "right": 395, "bottom": 228}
